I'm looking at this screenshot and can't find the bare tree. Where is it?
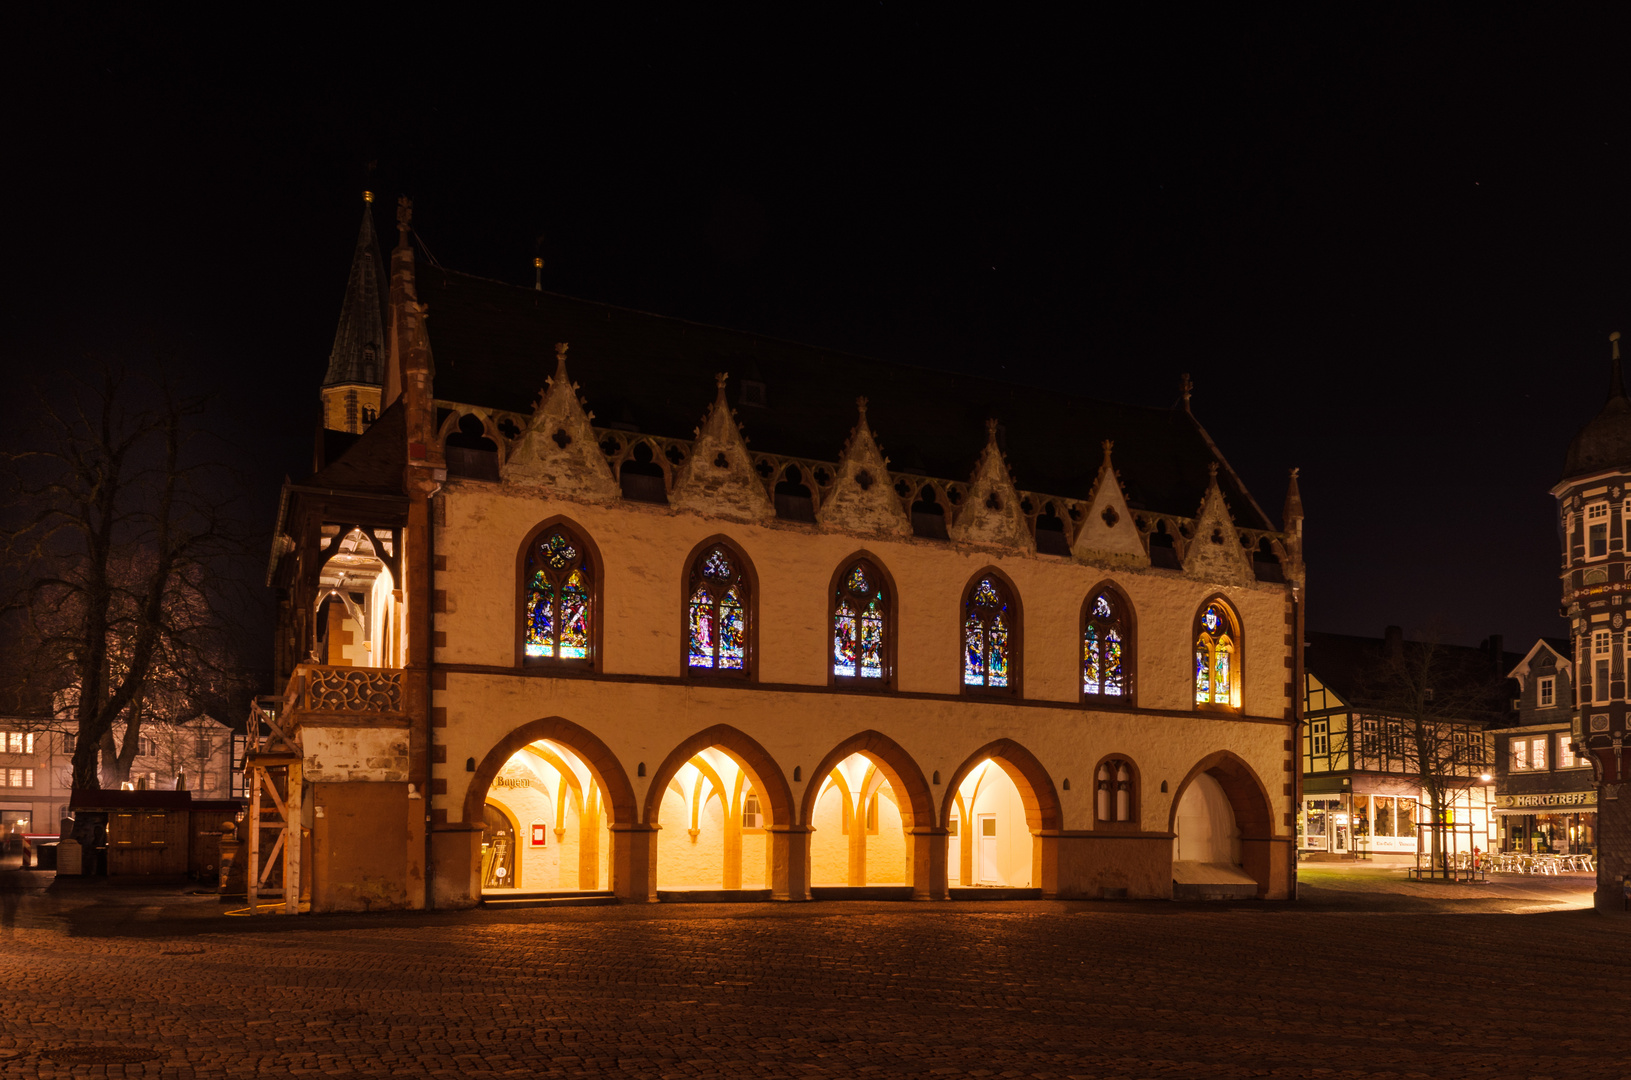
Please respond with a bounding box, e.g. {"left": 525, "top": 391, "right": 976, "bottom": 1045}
{"left": 0, "top": 368, "right": 255, "bottom": 806}
{"left": 1354, "top": 634, "right": 1508, "bottom": 863}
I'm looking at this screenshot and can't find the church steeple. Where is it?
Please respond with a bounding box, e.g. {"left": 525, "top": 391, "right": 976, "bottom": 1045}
{"left": 320, "top": 193, "right": 387, "bottom": 433}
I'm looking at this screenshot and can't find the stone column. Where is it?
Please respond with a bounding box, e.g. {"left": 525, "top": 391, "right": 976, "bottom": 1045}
{"left": 766, "top": 825, "right": 812, "bottom": 901}
{"left": 906, "top": 826, "right": 948, "bottom": 900}
{"left": 609, "top": 822, "right": 658, "bottom": 902}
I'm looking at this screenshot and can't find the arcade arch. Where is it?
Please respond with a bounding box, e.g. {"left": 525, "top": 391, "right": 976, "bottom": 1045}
{"left": 801, "top": 731, "right": 935, "bottom": 896}
{"left": 1168, "top": 751, "right": 1277, "bottom": 897}
{"left": 940, "top": 740, "right": 1062, "bottom": 891}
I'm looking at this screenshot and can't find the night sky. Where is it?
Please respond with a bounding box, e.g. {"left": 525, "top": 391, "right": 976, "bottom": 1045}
{"left": 9, "top": 10, "right": 1631, "bottom": 652}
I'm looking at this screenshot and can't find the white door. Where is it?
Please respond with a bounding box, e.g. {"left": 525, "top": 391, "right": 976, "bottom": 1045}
{"left": 977, "top": 814, "right": 999, "bottom": 884}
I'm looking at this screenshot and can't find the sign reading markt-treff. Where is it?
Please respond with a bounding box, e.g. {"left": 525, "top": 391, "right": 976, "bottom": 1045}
{"left": 1496, "top": 791, "right": 1597, "bottom": 810}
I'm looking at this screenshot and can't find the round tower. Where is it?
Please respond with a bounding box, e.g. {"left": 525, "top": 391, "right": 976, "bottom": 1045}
{"left": 1555, "top": 332, "right": 1631, "bottom": 911}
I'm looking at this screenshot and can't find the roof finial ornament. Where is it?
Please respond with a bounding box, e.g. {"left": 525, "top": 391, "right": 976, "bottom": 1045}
{"left": 857, "top": 395, "right": 868, "bottom": 420}
{"left": 552, "top": 341, "right": 570, "bottom": 384}
{"left": 714, "top": 370, "right": 729, "bottom": 395}
{"left": 985, "top": 417, "right": 1000, "bottom": 440}
{"left": 1180, "top": 373, "right": 1193, "bottom": 411}
{"left": 1612, "top": 331, "right": 1625, "bottom": 401}
{"left": 1100, "top": 439, "right": 1114, "bottom": 468}
{"left": 534, "top": 256, "right": 544, "bottom": 292}
{"left": 1208, "top": 461, "right": 1219, "bottom": 481}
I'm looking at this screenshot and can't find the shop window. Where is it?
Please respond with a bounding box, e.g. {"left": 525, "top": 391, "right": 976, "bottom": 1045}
{"left": 963, "top": 572, "right": 1019, "bottom": 693}
{"left": 1538, "top": 676, "right": 1555, "bottom": 708}
{"left": 1082, "top": 587, "right": 1132, "bottom": 702}
{"left": 832, "top": 557, "right": 890, "bottom": 685}
{"left": 1194, "top": 599, "right": 1241, "bottom": 709}
{"left": 1095, "top": 759, "right": 1136, "bottom": 823}
{"left": 522, "top": 524, "right": 595, "bottom": 667}
{"left": 686, "top": 543, "right": 751, "bottom": 675}
{"left": 1587, "top": 502, "right": 1610, "bottom": 559}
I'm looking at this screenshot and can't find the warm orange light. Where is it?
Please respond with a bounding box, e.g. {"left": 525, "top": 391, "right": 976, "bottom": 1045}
{"left": 363, "top": 190, "right": 374, "bottom": 203}
{"left": 533, "top": 257, "right": 543, "bottom": 268}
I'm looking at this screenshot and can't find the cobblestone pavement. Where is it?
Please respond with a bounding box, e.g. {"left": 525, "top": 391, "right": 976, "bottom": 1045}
{"left": 1, "top": 867, "right": 1627, "bottom": 1078}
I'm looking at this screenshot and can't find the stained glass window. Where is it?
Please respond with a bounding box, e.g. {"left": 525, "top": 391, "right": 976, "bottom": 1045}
{"left": 963, "top": 575, "right": 1015, "bottom": 690}
{"left": 834, "top": 559, "right": 887, "bottom": 682}
{"left": 1082, "top": 589, "right": 1130, "bottom": 699}
{"left": 524, "top": 526, "right": 594, "bottom": 663}
{"left": 688, "top": 545, "right": 750, "bottom": 672}
{"left": 1194, "top": 601, "right": 1238, "bottom": 707}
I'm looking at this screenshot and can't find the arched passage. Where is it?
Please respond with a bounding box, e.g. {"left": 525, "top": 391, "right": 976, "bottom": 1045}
{"left": 1168, "top": 750, "right": 1282, "bottom": 898}
{"left": 801, "top": 730, "right": 939, "bottom": 898}
{"left": 463, "top": 717, "right": 637, "bottom": 899}
{"left": 939, "top": 740, "right": 1062, "bottom": 895}
{"left": 643, "top": 724, "right": 796, "bottom": 899}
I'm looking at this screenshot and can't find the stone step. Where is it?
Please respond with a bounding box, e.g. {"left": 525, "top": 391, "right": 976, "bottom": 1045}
{"left": 656, "top": 888, "right": 773, "bottom": 903}
{"left": 481, "top": 890, "right": 618, "bottom": 909}
{"left": 809, "top": 885, "right": 914, "bottom": 901}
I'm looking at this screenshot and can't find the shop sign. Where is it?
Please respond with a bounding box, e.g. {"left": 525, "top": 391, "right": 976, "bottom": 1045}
{"left": 1495, "top": 790, "right": 1596, "bottom": 810}
{"left": 493, "top": 776, "right": 535, "bottom": 790}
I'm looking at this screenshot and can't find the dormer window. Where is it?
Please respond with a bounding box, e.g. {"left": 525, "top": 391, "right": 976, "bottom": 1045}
{"left": 1587, "top": 502, "right": 1609, "bottom": 559}
{"left": 1538, "top": 676, "right": 1555, "bottom": 708}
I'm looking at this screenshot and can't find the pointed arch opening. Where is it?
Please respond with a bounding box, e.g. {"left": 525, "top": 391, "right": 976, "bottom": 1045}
{"left": 830, "top": 553, "right": 896, "bottom": 688}
{"left": 1082, "top": 581, "right": 1135, "bottom": 705}
{"left": 940, "top": 740, "right": 1061, "bottom": 891}
{"left": 1168, "top": 750, "right": 1280, "bottom": 898}
{"left": 801, "top": 731, "right": 934, "bottom": 895}
{"left": 961, "top": 568, "right": 1021, "bottom": 696}
{"left": 516, "top": 517, "right": 601, "bottom": 669}
{"left": 643, "top": 724, "right": 794, "bottom": 896}
{"left": 1193, "top": 596, "right": 1242, "bottom": 711}
{"left": 463, "top": 716, "right": 637, "bottom": 898}
{"left": 681, "top": 535, "right": 757, "bottom": 679}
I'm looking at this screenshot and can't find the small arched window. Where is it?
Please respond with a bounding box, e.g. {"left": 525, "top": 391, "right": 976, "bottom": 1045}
{"left": 1194, "top": 599, "right": 1240, "bottom": 708}
{"left": 832, "top": 559, "right": 888, "bottom": 683}
{"left": 963, "top": 574, "right": 1017, "bottom": 691}
{"left": 524, "top": 526, "right": 594, "bottom": 665}
{"left": 1082, "top": 587, "right": 1131, "bottom": 701}
{"left": 687, "top": 544, "right": 749, "bottom": 673}
{"left": 1095, "top": 758, "right": 1136, "bottom": 823}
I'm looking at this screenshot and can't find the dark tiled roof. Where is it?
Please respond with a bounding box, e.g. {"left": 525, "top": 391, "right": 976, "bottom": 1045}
{"left": 416, "top": 268, "right": 1276, "bottom": 530}
{"left": 302, "top": 400, "right": 406, "bottom": 496}
{"left": 1306, "top": 631, "right": 1521, "bottom": 719}
{"left": 323, "top": 203, "right": 387, "bottom": 388}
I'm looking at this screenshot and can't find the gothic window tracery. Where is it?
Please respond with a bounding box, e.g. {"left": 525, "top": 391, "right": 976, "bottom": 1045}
{"left": 963, "top": 573, "right": 1017, "bottom": 692}
{"left": 832, "top": 558, "right": 888, "bottom": 684}
{"left": 1082, "top": 587, "right": 1131, "bottom": 701}
{"left": 1194, "top": 599, "right": 1240, "bottom": 709}
{"left": 1095, "top": 758, "right": 1136, "bottom": 824}
{"left": 523, "top": 525, "right": 594, "bottom": 665}
{"left": 687, "top": 544, "right": 749, "bottom": 674}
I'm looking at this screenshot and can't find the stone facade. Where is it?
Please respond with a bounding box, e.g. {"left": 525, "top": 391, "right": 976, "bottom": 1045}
{"left": 265, "top": 196, "right": 1308, "bottom": 912}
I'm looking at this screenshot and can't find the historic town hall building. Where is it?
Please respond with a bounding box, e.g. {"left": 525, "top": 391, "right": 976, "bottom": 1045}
{"left": 256, "top": 195, "right": 1306, "bottom": 911}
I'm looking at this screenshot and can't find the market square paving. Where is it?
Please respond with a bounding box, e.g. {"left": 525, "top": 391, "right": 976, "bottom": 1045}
{"left": 0, "top": 867, "right": 1624, "bottom": 1078}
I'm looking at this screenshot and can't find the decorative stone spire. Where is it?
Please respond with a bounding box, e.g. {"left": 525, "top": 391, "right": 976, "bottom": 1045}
{"left": 1280, "top": 467, "right": 1305, "bottom": 584}
{"left": 323, "top": 193, "right": 387, "bottom": 390}
{"left": 1072, "top": 439, "right": 1148, "bottom": 567}
{"left": 1178, "top": 373, "right": 1193, "bottom": 413}
{"left": 1183, "top": 461, "right": 1251, "bottom": 585}
{"left": 817, "top": 397, "right": 911, "bottom": 538}
{"left": 948, "top": 418, "right": 1033, "bottom": 551}
{"left": 669, "top": 372, "right": 773, "bottom": 522}
{"left": 500, "top": 341, "right": 620, "bottom": 501}
{"left": 1561, "top": 330, "right": 1631, "bottom": 481}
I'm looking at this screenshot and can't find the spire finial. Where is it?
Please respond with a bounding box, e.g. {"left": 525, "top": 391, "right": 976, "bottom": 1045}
{"left": 1283, "top": 467, "right": 1304, "bottom": 527}
{"left": 985, "top": 417, "right": 1000, "bottom": 440}
{"left": 856, "top": 395, "right": 868, "bottom": 420}
{"left": 554, "top": 342, "right": 569, "bottom": 378}
{"left": 395, "top": 196, "right": 412, "bottom": 247}
{"left": 714, "top": 371, "right": 729, "bottom": 397}
{"left": 1207, "top": 461, "right": 1219, "bottom": 482}
{"left": 534, "top": 256, "right": 544, "bottom": 291}
{"left": 1180, "top": 373, "right": 1193, "bottom": 410}
{"left": 1612, "top": 332, "right": 1625, "bottom": 401}
{"left": 1100, "top": 439, "right": 1114, "bottom": 468}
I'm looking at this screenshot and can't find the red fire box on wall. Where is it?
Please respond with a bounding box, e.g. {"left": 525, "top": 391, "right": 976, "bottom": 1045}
{"left": 531, "top": 822, "right": 547, "bottom": 847}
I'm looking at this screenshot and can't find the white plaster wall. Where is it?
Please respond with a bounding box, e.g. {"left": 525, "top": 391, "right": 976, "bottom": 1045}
{"left": 961, "top": 763, "right": 1033, "bottom": 887}
{"left": 1174, "top": 772, "right": 1240, "bottom": 864}
{"left": 657, "top": 786, "right": 728, "bottom": 888}
{"left": 810, "top": 785, "right": 848, "bottom": 884}
{"left": 305, "top": 726, "right": 410, "bottom": 784}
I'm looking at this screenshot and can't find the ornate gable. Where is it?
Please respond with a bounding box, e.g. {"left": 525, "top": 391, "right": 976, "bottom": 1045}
{"left": 669, "top": 374, "right": 774, "bottom": 522}
{"left": 500, "top": 343, "right": 620, "bottom": 501}
{"left": 816, "top": 398, "right": 911, "bottom": 538}
{"left": 1183, "top": 463, "right": 1252, "bottom": 585}
{"left": 1072, "top": 440, "right": 1149, "bottom": 568}
{"left": 949, "top": 419, "right": 1034, "bottom": 551}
